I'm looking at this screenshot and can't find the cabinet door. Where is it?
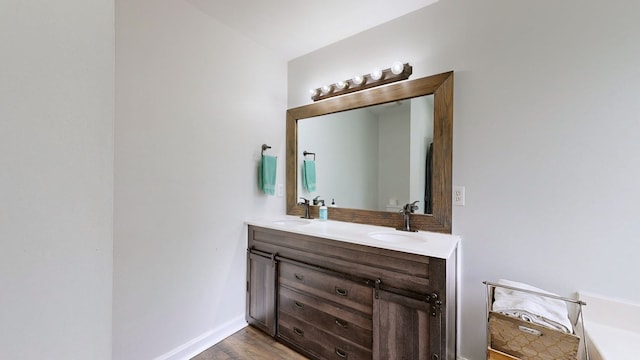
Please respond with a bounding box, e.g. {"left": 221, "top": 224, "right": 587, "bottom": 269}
{"left": 246, "top": 251, "right": 277, "bottom": 336}
{"left": 373, "top": 289, "right": 438, "bottom": 360}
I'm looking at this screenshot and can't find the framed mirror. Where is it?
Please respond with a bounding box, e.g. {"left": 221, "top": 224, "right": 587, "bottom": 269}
{"left": 286, "top": 71, "right": 453, "bottom": 233}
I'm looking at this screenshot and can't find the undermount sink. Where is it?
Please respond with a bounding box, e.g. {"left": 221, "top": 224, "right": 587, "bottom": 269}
{"left": 272, "top": 219, "right": 311, "bottom": 226}
{"left": 367, "top": 231, "right": 425, "bottom": 243}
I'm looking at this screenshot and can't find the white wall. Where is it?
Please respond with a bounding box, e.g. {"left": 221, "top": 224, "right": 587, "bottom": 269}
{"left": 288, "top": 0, "right": 640, "bottom": 358}
{"left": 0, "top": 1, "right": 114, "bottom": 359}
{"left": 114, "top": 0, "right": 287, "bottom": 358}
{"left": 298, "top": 110, "right": 379, "bottom": 209}
{"left": 409, "top": 96, "right": 433, "bottom": 213}
{"left": 378, "top": 108, "right": 410, "bottom": 209}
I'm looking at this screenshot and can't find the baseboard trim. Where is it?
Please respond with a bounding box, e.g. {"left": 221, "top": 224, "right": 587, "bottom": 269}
{"left": 154, "top": 315, "right": 246, "bottom": 360}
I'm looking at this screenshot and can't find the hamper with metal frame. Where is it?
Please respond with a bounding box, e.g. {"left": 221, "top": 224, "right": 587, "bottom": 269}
{"left": 483, "top": 281, "right": 589, "bottom": 360}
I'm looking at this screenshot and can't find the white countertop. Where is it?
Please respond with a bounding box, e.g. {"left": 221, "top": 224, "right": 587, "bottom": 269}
{"left": 245, "top": 215, "right": 460, "bottom": 259}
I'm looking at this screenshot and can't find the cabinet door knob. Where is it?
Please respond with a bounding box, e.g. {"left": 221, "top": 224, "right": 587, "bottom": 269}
{"left": 335, "top": 318, "right": 348, "bottom": 328}
{"left": 335, "top": 348, "right": 348, "bottom": 358}
{"left": 335, "top": 287, "right": 348, "bottom": 297}
{"left": 294, "top": 273, "right": 304, "bottom": 281}
{"left": 293, "top": 327, "right": 304, "bottom": 337}
{"left": 294, "top": 301, "right": 304, "bottom": 309}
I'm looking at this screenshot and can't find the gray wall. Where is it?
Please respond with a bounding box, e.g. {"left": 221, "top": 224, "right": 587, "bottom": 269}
{"left": 114, "top": 0, "right": 286, "bottom": 358}
{"left": 297, "top": 110, "right": 379, "bottom": 209}
{"left": 288, "top": 0, "right": 640, "bottom": 358}
{"left": 0, "top": 0, "right": 114, "bottom": 358}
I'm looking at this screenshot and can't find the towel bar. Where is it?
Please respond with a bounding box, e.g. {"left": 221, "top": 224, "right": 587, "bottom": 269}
{"left": 484, "top": 281, "right": 586, "bottom": 306}
{"left": 261, "top": 144, "right": 272, "bottom": 156}
{"left": 303, "top": 150, "right": 315, "bottom": 160}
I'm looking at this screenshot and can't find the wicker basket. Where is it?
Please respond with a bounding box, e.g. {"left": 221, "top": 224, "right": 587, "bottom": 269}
{"left": 484, "top": 281, "right": 587, "bottom": 360}
{"left": 488, "top": 311, "right": 580, "bottom": 360}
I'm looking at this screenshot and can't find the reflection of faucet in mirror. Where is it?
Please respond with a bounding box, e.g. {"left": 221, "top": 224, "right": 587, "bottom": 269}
{"left": 398, "top": 201, "right": 419, "bottom": 232}
{"left": 312, "top": 196, "right": 321, "bottom": 205}
{"left": 297, "top": 197, "right": 312, "bottom": 219}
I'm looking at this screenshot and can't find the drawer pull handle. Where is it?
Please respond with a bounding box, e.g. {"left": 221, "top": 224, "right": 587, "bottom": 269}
{"left": 294, "top": 301, "right": 304, "bottom": 309}
{"left": 518, "top": 325, "right": 542, "bottom": 336}
{"left": 294, "top": 273, "right": 304, "bottom": 281}
{"left": 335, "top": 348, "right": 348, "bottom": 358}
{"left": 335, "top": 318, "right": 348, "bottom": 328}
{"left": 293, "top": 327, "right": 304, "bottom": 337}
{"left": 335, "top": 287, "right": 348, "bottom": 297}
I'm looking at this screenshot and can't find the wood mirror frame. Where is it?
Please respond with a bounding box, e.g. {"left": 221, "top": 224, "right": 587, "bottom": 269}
{"left": 286, "top": 71, "right": 453, "bottom": 233}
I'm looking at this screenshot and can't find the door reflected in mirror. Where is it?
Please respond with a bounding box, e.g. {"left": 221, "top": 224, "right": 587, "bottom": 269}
{"left": 298, "top": 95, "right": 434, "bottom": 214}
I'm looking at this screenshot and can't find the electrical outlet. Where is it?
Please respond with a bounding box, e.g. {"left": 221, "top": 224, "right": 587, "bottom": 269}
{"left": 453, "top": 186, "right": 465, "bottom": 206}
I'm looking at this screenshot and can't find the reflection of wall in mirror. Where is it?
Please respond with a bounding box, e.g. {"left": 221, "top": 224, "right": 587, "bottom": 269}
{"left": 297, "top": 110, "right": 378, "bottom": 210}
{"left": 378, "top": 104, "right": 410, "bottom": 211}
{"left": 410, "top": 95, "right": 434, "bottom": 214}
{"left": 377, "top": 97, "right": 434, "bottom": 213}
{"left": 297, "top": 95, "right": 434, "bottom": 212}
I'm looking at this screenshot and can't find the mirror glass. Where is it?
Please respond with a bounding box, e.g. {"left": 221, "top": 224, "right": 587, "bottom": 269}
{"left": 286, "top": 72, "right": 453, "bottom": 233}
{"left": 297, "top": 95, "right": 434, "bottom": 214}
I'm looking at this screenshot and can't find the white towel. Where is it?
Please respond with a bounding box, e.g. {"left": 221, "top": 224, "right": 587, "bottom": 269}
{"left": 492, "top": 279, "right": 574, "bottom": 334}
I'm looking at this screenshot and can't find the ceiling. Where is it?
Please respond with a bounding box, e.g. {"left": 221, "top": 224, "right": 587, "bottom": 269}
{"left": 187, "top": 0, "right": 439, "bottom": 60}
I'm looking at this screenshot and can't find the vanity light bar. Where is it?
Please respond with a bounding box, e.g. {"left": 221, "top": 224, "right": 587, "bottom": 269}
{"left": 310, "top": 62, "right": 413, "bottom": 102}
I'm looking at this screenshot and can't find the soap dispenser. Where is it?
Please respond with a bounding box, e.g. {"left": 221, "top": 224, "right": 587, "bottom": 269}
{"left": 319, "top": 200, "right": 328, "bottom": 221}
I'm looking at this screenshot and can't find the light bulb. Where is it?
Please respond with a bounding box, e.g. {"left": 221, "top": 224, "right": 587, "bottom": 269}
{"left": 336, "top": 80, "right": 348, "bottom": 90}
{"left": 309, "top": 88, "right": 319, "bottom": 98}
{"left": 371, "top": 69, "right": 383, "bottom": 81}
{"left": 391, "top": 61, "right": 404, "bottom": 75}
{"left": 353, "top": 75, "right": 365, "bottom": 85}
{"left": 321, "top": 85, "right": 333, "bottom": 94}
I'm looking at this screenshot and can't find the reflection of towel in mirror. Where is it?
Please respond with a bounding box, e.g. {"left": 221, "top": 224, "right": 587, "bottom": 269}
{"left": 492, "top": 279, "right": 573, "bottom": 333}
{"left": 259, "top": 155, "right": 277, "bottom": 195}
{"left": 302, "top": 160, "right": 316, "bottom": 192}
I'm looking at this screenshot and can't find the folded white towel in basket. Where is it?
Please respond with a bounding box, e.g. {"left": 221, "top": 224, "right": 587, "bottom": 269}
{"left": 492, "top": 279, "right": 574, "bottom": 334}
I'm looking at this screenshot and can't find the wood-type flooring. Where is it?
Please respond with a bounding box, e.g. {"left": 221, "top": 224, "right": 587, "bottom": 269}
{"left": 191, "top": 326, "right": 308, "bottom": 360}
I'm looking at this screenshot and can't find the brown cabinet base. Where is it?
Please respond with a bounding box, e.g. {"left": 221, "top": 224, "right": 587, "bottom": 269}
{"left": 247, "top": 225, "right": 457, "bottom": 360}
{"left": 373, "top": 289, "right": 433, "bottom": 360}
{"left": 246, "top": 251, "right": 276, "bottom": 336}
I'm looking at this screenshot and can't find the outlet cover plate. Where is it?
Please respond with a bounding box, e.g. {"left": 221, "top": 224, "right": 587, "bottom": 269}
{"left": 453, "top": 186, "right": 465, "bottom": 206}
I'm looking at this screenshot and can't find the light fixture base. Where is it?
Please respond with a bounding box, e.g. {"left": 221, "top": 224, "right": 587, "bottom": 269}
{"left": 311, "top": 63, "right": 413, "bottom": 102}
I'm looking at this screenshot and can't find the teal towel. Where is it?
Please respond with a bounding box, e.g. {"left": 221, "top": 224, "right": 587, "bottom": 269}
{"left": 259, "top": 155, "right": 277, "bottom": 195}
{"left": 302, "top": 159, "right": 316, "bottom": 192}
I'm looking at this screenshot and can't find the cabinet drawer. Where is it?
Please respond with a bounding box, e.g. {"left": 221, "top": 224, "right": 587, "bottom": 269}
{"left": 280, "top": 286, "right": 372, "bottom": 348}
{"left": 279, "top": 261, "right": 372, "bottom": 315}
{"left": 251, "top": 226, "right": 431, "bottom": 293}
{"left": 279, "top": 311, "right": 372, "bottom": 360}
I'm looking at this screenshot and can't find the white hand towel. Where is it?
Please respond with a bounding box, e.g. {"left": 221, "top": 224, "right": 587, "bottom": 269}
{"left": 492, "top": 279, "right": 573, "bottom": 333}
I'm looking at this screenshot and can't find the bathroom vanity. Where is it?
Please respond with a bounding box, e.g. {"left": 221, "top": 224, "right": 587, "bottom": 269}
{"left": 248, "top": 70, "right": 458, "bottom": 359}
{"left": 245, "top": 217, "right": 459, "bottom": 360}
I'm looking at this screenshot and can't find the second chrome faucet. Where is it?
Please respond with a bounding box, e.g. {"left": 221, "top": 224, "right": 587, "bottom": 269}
{"left": 398, "top": 201, "right": 419, "bottom": 232}
{"left": 297, "top": 197, "right": 312, "bottom": 219}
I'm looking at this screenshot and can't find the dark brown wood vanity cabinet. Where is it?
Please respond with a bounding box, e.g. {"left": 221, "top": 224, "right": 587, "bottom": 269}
{"left": 247, "top": 225, "right": 457, "bottom": 360}
{"left": 245, "top": 250, "right": 277, "bottom": 336}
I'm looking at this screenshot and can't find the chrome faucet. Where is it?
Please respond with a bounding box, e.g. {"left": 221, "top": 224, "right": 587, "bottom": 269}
{"left": 297, "top": 197, "right": 312, "bottom": 219}
{"left": 398, "top": 201, "right": 419, "bottom": 232}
